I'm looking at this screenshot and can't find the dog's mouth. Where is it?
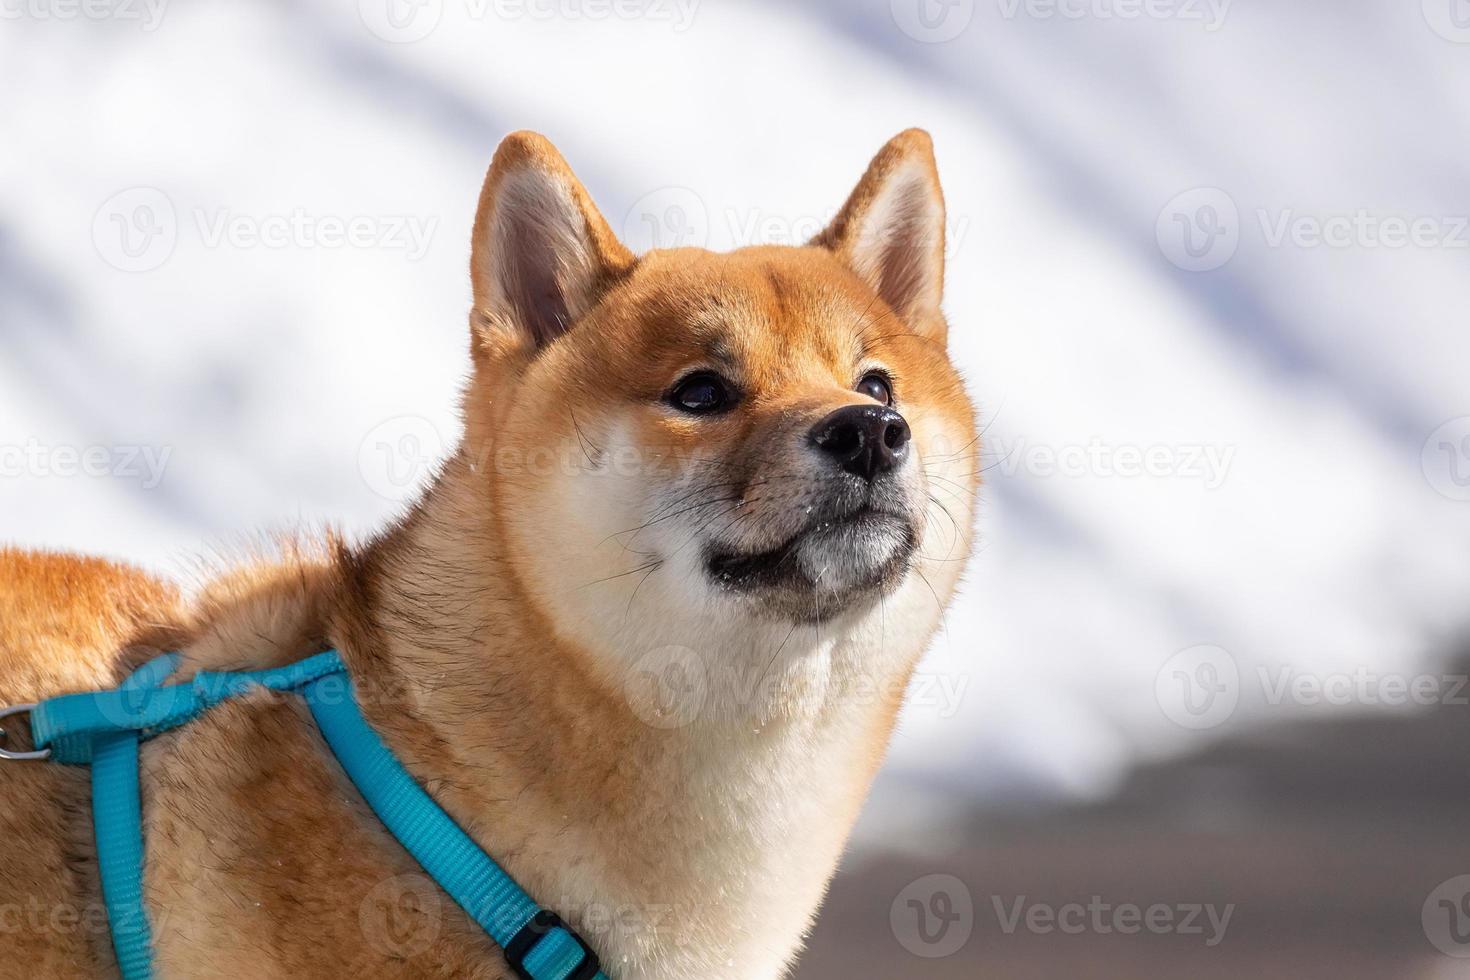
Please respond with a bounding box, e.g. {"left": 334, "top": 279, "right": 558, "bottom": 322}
{"left": 703, "top": 506, "right": 917, "bottom": 618}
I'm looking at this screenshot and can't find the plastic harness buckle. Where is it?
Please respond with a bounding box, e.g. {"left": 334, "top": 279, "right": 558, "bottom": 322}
{"left": 504, "top": 909, "right": 601, "bottom": 980}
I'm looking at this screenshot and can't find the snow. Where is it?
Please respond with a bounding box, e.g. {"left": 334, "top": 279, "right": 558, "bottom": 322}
{"left": 2, "top": 0, "right": 1468, "bottom": 811}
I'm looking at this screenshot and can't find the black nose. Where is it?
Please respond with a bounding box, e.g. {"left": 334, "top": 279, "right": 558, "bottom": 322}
{"left": 810, "top": 404, "right": 911, "bottom": 482}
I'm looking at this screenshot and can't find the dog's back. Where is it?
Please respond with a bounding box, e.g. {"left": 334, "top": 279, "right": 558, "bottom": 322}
{"left": 0, "top": 549, "right": 185, "bottom": 977}
{"left": 0, "top": 547, "right": 523, "bottom": 979}
{"left": 0, "top": 549, "right": 184, "bottom": 699}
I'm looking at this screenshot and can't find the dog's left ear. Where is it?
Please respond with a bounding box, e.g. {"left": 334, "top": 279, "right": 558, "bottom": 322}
{"left": 470, "top": 131, "right": 633, "bottom": 351}
{"left": 812, "top": 129, "right": 947, "bottom": 343}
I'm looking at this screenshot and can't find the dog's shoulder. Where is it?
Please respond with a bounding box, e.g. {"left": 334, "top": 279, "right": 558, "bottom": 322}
{"left": 0, "top": 547, "right": 187, "bottom": 703}
{"left": 0, "top": 548, "right": 187, "bottom": 978}
{"left": 174, "top": 538, "right": 347, "bottom": 676}
{"left": 0, "top": 537, "right": 350, "bottom": 701}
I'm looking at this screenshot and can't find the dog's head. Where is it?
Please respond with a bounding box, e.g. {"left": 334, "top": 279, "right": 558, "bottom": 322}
{"left": 459, "top": 131, "right": 976, "bottom": 712}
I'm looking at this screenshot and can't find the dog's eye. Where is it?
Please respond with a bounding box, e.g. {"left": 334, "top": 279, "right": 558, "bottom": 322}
{"left": 856, "top": 372, "right": 893, "bottom": 406}
{"left": 668, "top": 372, "right": 735, "bottom": 415}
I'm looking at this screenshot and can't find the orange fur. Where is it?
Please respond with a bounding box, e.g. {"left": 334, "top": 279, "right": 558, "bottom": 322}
{"left": 0, "top": 130, "right": 978, "bottom": 979}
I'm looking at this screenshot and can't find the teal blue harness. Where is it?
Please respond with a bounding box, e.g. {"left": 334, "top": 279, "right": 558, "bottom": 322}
{"left": 0, "top": 651, "right": 606, "bottom": 980}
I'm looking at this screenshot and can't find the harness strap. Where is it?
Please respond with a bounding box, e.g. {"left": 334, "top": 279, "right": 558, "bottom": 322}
{"left": 304, "top": 678, "right": 607, "bottom": 980}
{"left": 91, "top": 650, "right": 181, "bottom": 979}
{"left": 92, "top": 730, "right": 150, "bottom": 979}
{"left": 30, "top": 651, "right": 343, "bottom": 763}
{"left": 22, "top": 651, "right": 605, "bottom": 980}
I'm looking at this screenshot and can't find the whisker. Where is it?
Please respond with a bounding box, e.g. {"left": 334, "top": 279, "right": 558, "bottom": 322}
{"left": 578, "top": 559, "right": 663, "bottom": 590}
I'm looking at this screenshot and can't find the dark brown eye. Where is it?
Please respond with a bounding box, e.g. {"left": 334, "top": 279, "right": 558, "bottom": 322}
{"left": 668, "top": 371, "right": 735, "bottom": 415}
{"left": 856, "top": 372, "right": 893, "bottom": 406}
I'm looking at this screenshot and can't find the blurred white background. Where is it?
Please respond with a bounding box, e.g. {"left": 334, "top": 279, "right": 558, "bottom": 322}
{"left": 4, "top": 1, "right": 1470, "bottom": 975}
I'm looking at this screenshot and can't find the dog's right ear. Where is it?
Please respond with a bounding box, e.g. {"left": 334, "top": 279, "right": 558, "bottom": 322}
{"left": 812, "top": 129, "right": 947, "bottom": 344}
{"left": 470, "top": 131, "right": 633, "bottom": 352}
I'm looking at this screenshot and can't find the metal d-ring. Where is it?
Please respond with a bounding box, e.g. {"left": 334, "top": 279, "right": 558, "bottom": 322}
{"left": 0, "top": 703, "right": 50, "bottom": 760}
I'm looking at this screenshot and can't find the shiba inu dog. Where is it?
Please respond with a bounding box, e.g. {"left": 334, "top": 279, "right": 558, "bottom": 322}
{"left": 0, "top": 129, "right": 977, "bottom": 978}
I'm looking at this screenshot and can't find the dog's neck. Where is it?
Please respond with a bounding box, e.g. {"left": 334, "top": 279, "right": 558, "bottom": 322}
{"left": 354, "top": 447, "right": 907, "bottom": 796}
{"left": 333, "top": 448, "right": 915, "bottom": 975}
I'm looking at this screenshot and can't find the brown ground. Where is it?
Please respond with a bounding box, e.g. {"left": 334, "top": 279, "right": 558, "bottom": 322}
{"left": 799, "top": 702, "right": 1470, "bottom": 979}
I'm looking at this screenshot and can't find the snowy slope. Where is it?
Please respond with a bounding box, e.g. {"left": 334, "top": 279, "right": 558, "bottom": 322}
{"left": 1, "top": 0, "right": 1468, "bottom": 811}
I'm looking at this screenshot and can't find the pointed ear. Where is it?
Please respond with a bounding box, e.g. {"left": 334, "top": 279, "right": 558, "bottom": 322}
{"left": 812, "top": 129, "right": 947, "bottom": 342}
{"left": 470, "top": 131, "right": 633, "bottom": 350}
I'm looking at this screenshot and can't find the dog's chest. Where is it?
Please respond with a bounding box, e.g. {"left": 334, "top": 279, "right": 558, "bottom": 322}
{"left": 521, "top": 720, "right": 873, "bottom": 980}
{"left": 138, "top": 688, "right": 871, "bottom": 979}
